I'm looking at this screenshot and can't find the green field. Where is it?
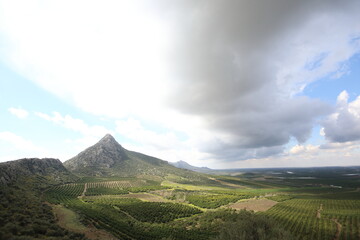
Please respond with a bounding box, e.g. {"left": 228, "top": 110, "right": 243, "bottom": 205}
{"left": 43, "top": 170, "right": 360, "bottom": 240}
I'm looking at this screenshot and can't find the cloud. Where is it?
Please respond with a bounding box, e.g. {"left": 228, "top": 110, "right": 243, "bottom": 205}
{"left": 1, "top": 0, "right": 359, "bottom": 163}
{"left": 322, "top": 91, "right": 360, "bottom": 143}
{"left": 164, "top": 0, "right": 359, "bottom": 160}
{"left": 8, "top": 107, "right": 29, "bottom": 119}
{"left": 35, "top": 111, "right": 110, "bottom": 138}
{"left": 289, "top": 144, "right": 318, "bottom": 155}
{"left": 116, "top": 118, "right": 181, "bottom": 150}
{"left": 0, "top": 131, "right": 46, "bottom": 161}
{"left": 220, "top": 142, "right": 360, "bottom": 169}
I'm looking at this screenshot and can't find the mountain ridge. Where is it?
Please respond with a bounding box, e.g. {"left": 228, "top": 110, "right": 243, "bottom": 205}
{"left": 170, "top": 160, "right": 212, "bottom": 173}
{"left": 0, "top": 158, "right": 76, "bottom": 185}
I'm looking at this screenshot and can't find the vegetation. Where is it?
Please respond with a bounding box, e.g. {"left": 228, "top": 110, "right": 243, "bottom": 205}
{"left": 0, "top": 182, "right": 86, "bottom": 240}
{"left": 186, "top": 194, "right": 248, "bottom": 209}
{"left": 116, "top": 201, "right": 202, "bottom": 223}
{"left": 266, "top": 194, "right": 294, "bottom": 202}
{"left": 85, "top": 187, "right": 128, "bottom": 196}
{"left": 214, "top": 210, "right": 295, "bottom": 240}
{"left": 263, "top": 198, "right": 360, "bottom": 240}
{"left": 2, "top": 159, "right": 360, "bottom": 240}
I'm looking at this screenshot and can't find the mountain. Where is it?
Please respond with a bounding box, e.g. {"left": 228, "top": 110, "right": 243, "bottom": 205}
{"left": 64, "top": 134, "right": 208, "bottom": 180}
{"left": 64, "top": 134, "right": 127, "bottom": 171}
{"left": 0, "top": 158, "right": 76, "bottom": 185}
{"left": 171, "top": 160, "right": 212, "bottom": 173}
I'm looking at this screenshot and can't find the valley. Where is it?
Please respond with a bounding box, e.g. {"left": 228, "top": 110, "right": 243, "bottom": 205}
{"left": 1, "top": 134, "right": 359, "bottom": 239}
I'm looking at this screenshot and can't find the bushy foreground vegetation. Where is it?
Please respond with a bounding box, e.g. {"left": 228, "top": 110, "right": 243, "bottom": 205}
{"left": 0, "top": 182, "right": 86, "bottom": 240}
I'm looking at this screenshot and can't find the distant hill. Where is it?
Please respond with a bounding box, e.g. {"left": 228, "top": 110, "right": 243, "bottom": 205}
{"left": 170, "top": 160, "right": 213, "bottom": 173}
{"left": 64, "top": 134, "right": 208, "bottom": 181}
{"left": 0, "top": 158, "right": 77, "bottom": 185}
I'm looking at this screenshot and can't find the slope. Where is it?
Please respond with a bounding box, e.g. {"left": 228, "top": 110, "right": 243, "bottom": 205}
{"left": 63, "top": 134, "right": 210, "bottom": 183}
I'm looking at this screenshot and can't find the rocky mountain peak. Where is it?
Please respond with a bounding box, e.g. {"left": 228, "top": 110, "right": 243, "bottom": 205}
{"left": 64, "top": 134, "right": 127, "bottom": 172}
{"left": 96, "top": 133, "right": 122, "bottom": 148}
{"left": 99, "top": 133, "right": 117, "bottom": 144}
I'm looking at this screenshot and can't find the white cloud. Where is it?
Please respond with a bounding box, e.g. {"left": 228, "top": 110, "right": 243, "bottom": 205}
{"left": 116, "top": 118, "right": 181, "bottom": 150}
{"left": 289, "top": 144, "right": 318, "bottom": 155}
{"left": 0, "top": 0, "right": 172, "bottom": 120}
{"left": 322, "top": 91, "right": 360, "bottom": 142}
{"left": 8, "top": 107, "right": 29, "bottom": 119}
{"left": 35, "top": 111, "right": 110, "bottom": 138}
{"left": 0, "top": 131, "right": 47, "bottom": 161}
{"left": 0, "top": 131, "right": 41, "bottom": 151}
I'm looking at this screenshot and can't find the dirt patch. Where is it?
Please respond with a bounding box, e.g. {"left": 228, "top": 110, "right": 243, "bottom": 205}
{"left": 316, "top": 204, "right": 323, "bottom": 219}
{"left": 123, "top": 193, "right": 169, "bottom": 202}
{"left": 332, "top": 218, "right": 342, "bottom": 240}
{"left": 228, "top": 199, "right": 278, "bottom": 212}
{"left": 81, "top": 183, "right": 88, "bottom": 198}
{"left": 86, "top": 193, "right": 169, "bottom": 202}
{"left": 51, "top": 204, "right": 117, "bottom": 240}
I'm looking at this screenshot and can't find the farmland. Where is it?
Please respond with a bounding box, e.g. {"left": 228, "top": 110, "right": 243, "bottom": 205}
{"left": 42, "top": 167, "right": 360, "bottom": 240}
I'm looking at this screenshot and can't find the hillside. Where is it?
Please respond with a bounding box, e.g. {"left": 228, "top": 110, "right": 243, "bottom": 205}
{"left": 0, "top": 158, "right": 77, "bottom": 186}
{"left": 64, "top": 134, "right": 209, "bottom": 182}
{"left": 170, "top": 160, "right": 212, "bottom": 173}
{"left": 0, "top": 158, "right": 85, "bottom": 240}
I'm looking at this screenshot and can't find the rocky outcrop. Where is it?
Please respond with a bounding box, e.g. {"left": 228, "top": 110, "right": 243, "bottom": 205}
{"left": 64, "top": 134, "right": 128, "bottom": 172}
{"left": 0, "top": 158, "right": 71, "bottom": 185}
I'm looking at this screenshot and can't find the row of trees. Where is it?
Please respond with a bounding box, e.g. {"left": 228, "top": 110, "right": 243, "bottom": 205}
{"left": 264, "top": 198, "right": 360, "bottom": 239}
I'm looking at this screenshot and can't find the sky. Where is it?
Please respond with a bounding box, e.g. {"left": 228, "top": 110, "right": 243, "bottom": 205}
{"left": 0, "top": 0, "right": 360, "bottom": 169}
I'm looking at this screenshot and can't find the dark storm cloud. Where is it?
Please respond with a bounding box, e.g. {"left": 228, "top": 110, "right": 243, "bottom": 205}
{"left": 151, "top": 0, "right": 359, "bottom": 160}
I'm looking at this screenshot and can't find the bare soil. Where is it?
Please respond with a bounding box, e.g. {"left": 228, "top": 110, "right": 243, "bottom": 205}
{"left": 86, "top": 193, "right": 169, "bottom": 202}
{"left": 124, "top": 193, "right": 169, "bottom": 202}
{"left": 316, "top": 204, "right": 323, "bottom": 219}
{"left": 228, "top": 199, "right": 278, "bottom": 212}
{"left": 332, "top": 218, "right": 342, "bottom": 240}
{"left": 81, "top": 183, "right": 88, "bottom": 198}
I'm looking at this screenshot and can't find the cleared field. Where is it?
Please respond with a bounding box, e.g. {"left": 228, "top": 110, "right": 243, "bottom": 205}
{"left": 85, "top": 193, "right": 169, "bottom": 202}
{"left": 228, "top": 198, "right": 278, "bottom": 212}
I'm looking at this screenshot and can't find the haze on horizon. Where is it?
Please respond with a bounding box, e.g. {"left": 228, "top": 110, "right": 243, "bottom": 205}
{"left": 1, "top": 0, "right": 360, "bottom": 169}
